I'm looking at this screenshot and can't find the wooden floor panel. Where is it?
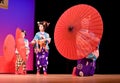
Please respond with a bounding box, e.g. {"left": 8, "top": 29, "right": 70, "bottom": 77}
{"left": 0, "top": 74, "right": 120, "bottom": 83}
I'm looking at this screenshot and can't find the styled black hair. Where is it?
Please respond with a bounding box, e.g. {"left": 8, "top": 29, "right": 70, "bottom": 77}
{"left": 21, "top": 30, "right": 26, "bottom": 36}
{"left": 37, "top": 21, "right": 50, "bottom": 30}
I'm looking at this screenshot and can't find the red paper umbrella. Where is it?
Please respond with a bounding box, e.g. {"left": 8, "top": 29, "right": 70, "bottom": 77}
{"left": 16, "top": 27, "right": 22, "bottom": 40}
{"left": 15, "top": 28, "right": 26, "bottom": 61}
{"left": 3, "top": 34, "right": 15, "bottom": 62}
{"left": 54, "top": 4, "right": 103, "bottom": 60}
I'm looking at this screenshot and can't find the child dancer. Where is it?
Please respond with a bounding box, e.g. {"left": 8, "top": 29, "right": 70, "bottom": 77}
{"left": 15, "top": 29, "right": 30, "bottom": 74}
{"left": 31, "top": 21, "right": 51, "bottom": 75}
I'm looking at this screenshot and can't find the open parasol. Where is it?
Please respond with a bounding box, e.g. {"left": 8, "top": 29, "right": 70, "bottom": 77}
{"left": 15, "top": 28, "right": 26, "bottom": 61}
{"left": 3, "top": 34, "right": 16, "bottom": 62}
{"left": 54, "top": 4, "right": 103, "bottom": 60}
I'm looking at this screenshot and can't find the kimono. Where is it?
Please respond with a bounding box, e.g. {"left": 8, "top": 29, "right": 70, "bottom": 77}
{"left": 75, "top": 56, "right": 96, "bottom": 76}
{"left": 15, "top": 38, "right": 30, "bottom": 74}
{"left": 32, "top": 32, "right": 51, "bottom": 72}
{"left": 73, "top": 47, "right": 99, "bottom": 77}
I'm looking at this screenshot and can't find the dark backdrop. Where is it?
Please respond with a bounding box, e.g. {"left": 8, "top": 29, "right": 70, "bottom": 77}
{"left": 32, "top": 0, "right": 118, "bottom": 74}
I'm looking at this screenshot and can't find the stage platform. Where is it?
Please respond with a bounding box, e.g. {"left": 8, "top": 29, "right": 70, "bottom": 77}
{"left": 0, "top": 74, "right": 120, "bottom": 83}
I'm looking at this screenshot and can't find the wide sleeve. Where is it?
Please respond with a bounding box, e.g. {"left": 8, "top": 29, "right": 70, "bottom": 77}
{"left": 31, "top": 32, "right": 40, "bottom": 48}
{"left": 45, "top": 33, "right": 51, "bottom": 44}
{"left": 33, "top": 33, "right": 40, "bottom": 41}
{"left": 24, "top": 39, "right": 30, "bottom": 55}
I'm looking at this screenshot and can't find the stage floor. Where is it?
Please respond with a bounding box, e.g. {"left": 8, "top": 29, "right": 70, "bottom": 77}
{"left": 0, "top": 74, "right": 120, "bottom": 83}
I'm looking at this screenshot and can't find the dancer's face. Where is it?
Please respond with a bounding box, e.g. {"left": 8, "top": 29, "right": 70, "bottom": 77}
{"left": 21, "top": 32, "right": 25, "bottom": 38}
{"left": 39, "top": 24, "right": 44, "bottom": 32}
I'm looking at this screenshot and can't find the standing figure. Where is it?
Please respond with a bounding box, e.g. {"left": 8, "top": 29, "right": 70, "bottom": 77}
{"left": 15, "top": 30, "right": 30, "bottom": 74}
{"left": 31, "top": 21, "right": 51, "bottom": 75}
{"left": 72, "top": 46, "right": 99, "bottom": 76}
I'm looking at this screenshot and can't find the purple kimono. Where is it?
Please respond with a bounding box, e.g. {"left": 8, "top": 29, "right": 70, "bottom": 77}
{"left": 75, "top": 58, "right": 96, "bottom": 76}
{"left": 74, "top": 46, "right": 99, "bottom": 76}
{"left": 36, "top": 47, "right": 49, "bottom": 72}
{"left": 32, "top": 32, "right": 51, "bottom": 72}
